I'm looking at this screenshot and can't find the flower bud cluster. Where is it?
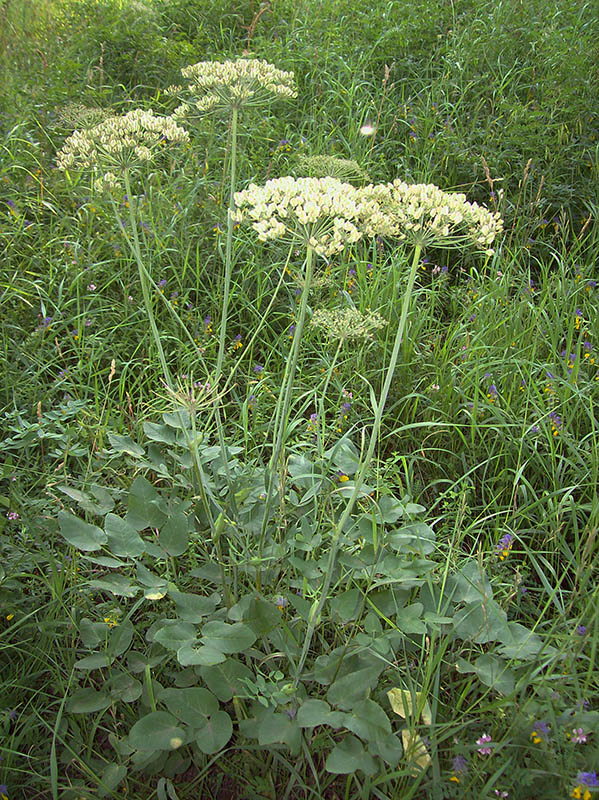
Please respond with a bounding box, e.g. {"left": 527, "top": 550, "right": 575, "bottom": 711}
{"left": 363, "top": 180, "right": 503, "bottom": 254}
{"left": 172, "top": 58, "right": 297, "bottom": 116}
{"left": 56, "top": 109, "right": 189, "bottom": 177}
{"left": 55, "top": 103, "right": 111, "bottom": 130}
{"left": 311, "top": 307, "right": 387, "bottom": 340}
{"left": 295, "top": 154, "right": 371, "bottom": 185}
{"left": 231, "top": 176, "right": 382, "bottom": 257}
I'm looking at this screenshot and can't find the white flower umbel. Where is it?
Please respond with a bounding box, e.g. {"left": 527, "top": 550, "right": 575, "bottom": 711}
{"left": 56, "top": 108, "right": 189, "bottom": 185}
{"left": 311, "top": 307, "right": 387, "bottom": 340}
{"left": 171, "top": 58, "right": 297, "bottom": 117}
{"left": 362, "top": 180, "right": 504, "bottom": 255}
{"left": 232, "top": 175, "right": 381, "bottom": 258}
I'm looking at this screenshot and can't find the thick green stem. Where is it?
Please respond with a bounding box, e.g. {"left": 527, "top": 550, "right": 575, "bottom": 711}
{"left": 269, "top": 246, "right": 314, "bottom": 474}
{"left": 293, "top": 243, "right": 423, "bottom": 686}
{"left": 215, "top": 105, "right": 238, "bottom": 384}
{"left": 255, "top": 246, "right": 315, "bottom": 582}
{"left": 123, "top": 171, "right": 173, "bottom": 389}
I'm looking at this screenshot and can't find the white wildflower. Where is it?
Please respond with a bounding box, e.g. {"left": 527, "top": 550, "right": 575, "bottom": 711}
{"left": 362, "top": 180, "right": 503, "bottom": 253}
{"left": 172, "top": 58, "right": 297, "bottom": 118}
{"left": 56, "top": 108, "right": 189, "bottom": 177}
{"left": 232, "top": 175, "right": 382, "bottom": 257}
{"left": 311, "top": 307, "right": 387, "bottom": 340}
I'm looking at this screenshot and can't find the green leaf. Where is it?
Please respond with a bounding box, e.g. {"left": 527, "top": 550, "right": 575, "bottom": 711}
{"left": 228, "top": 594, "right": 281, "bottom": 635}
{"left": 447, "top": 562, "right": 493, "bottom": 604}
{"left": 453, "top": 599, "right": 508, "bottom": 644}
{"left": 177, "top": 644, "right": 226, "bottom": 666}
{"left": 105, "top": 514, "right": 146, "bottom": 557}
{"left": 389, "top": 522, "right": 436, "bottom": 555}
{"left": 368, "top": 732, "right": 403, "bottom": 766}
{"left": 325, "top": 735, "right": 377, "bottom": 775}
{"left": 66, "top": 688, "right": 111, "bottom": 713}
{"left": 136, "top": 562, "right": 168, "bottom": 599}
{"left": 324, "top": 436, "right": 361, "bottom": 475}
{"left": 82, "top": 555, "right": 127, "bottom": 568}
{"left": 257, "top": 710, "right": 298, "bottom": 745}
{"left": 107, "top": 433, "right": 145, "bottom": 458}
{"left": 143, "top": 421, "right": 177, "bottom": 444}
{"left": 98, "top": 763, "right": 127, "bottom": 799}
{"left": 107, "top": 619, "right": 135, "bottom": 657}
{"left": 79, "top": 618, "right": 107, "bottom": 648}
{"left": 395, "top": 602, "right": 426, "bottom": 634}
{"left": 74, "top": 652, "right": 116, "bottom": 670}
{"left": 58, "top": 511, "right": 107, "bottom": 552}
{"left": 169, "top": 590, "right": 219, "bottom": 622}
{"left": 58, "top": 484, "right": 114, "bottom": 516}
{"left": 162, "top": 410, "right": 192, "bottom": 430}
{"left": 195, "top": 710, "right": 233, "bottom": 754}
{"left": 89, "top": 574, "right": 138, "bottom": 598}
{"left": 160, "top": 687, "right": 219, "bottom": 726}
{"left": 456, "top": 654, "right": 515, "bottom": 694}
{"left": 342, "top": 699, "right": 391, "bottom": 742}
{"left": 327, "top": 667, "right": 381, "bottom": 710}
{"left": 128, "top": 711, "right": 185, "bottom": 751}
{"left": 498, "top": 622, "right": 544, "bottom": 659}
{"left": 200, "top": 659, "right": 254, "bottom": 702}
{"left": 200, "top": 621, "right": 256, "bottom": 654}
{"left": 126, "top": 476, "right": 167, "bottom": 530}
{"left": 375, "top": 495, "right": 407, "bottom": 524}
{"left": 330, "top": 588, "right": 362, "bottom": 623}
{"left": 106, "top": 672, "right": 142, "bottom": 703}
{"left": 297, "top": 699, "right": 333, "bottom": 728}
{"left": 159, "top": 513, "right": 189, "bottom": 557}
{"left": 153, "top": 621, "right": 197, "bottom": 651}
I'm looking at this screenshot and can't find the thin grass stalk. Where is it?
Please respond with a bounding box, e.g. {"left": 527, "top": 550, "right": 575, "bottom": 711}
{"left": 293, "top": 242, "right": 423, "bottom": 686}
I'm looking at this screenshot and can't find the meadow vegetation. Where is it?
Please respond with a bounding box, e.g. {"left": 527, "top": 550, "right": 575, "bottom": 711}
{"left": 0, "top": 0, "right": 598, "bottom": 798}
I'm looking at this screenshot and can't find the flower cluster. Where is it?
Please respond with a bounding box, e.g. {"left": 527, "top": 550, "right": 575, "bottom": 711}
{"left": 362, "top": 180, "right": 503, "bottom": 254}
{"left": 295, "top": 154, "right": 371, "bottom": 185}
{"left": 310, "top": 307, "right": 387, "bottom": 341}
{"left": 171, "top": 58, "right": 297, "bottom": 116}
{"left": 232, "top": 176, "right": 382, "bottom": 257}
{"left": 495, "top": 533, "right": 513, "bottom": 561}
{"left": 56, "top": 109, "right": 189, "bottom": 188}
{"left": 572, "top": 772, "right": 599, "bottom": 800}
{"left": 56, "top": 102, "right": 110, "bottom": 130}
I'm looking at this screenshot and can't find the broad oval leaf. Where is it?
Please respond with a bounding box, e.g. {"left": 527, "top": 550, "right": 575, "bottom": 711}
{"left": 325, "top": 734, "right": 377, "bottom": 775}
{"left": 200, "top": 621, "right": 256, "bottom": 654}
{"left": 159, "top": 513, "right": 189, "bottom": 557}
{"left": 105, "top": 513, "right": 146, "bottom": 558}
{"left": 66, "top": 688, "right": 111, "bottom": 714}
{"left": 195, "top": 710, "right": 233, "bottom": 754}
{"left": 160, "top": 687, "right": 219, "bottom": 726}
{"left": 128, "top": 711, "right": 185, "bottom": 751}
{"left": 58, "top": 511, "right": 107, "bottom": 552}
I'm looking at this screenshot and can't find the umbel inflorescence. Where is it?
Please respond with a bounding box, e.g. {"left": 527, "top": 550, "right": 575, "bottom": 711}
{"left": 233, "top": 176, "right": 503, "bottom": 258}
{"left": 311, "top": 307, "right": 387, "bottom": 341}
{"left": 363, "top": 180, "right": 504, "bottom": 254}
{"left": 231, "top": 176, "right": 384, "bottom": 257}
{"left": 56, "top": 108, "right": 189, "bottom": 189}
{"left": 170, "top": 58, "right": 297, "bottom": 117}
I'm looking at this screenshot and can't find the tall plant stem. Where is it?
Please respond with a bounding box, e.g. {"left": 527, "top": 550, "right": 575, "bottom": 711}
{"left": 293, "top": 243, "right": 423, "bottom": 686}
{"left": 255, "top": 246, "right": 315, "bottom": 586}
{"left": 119, "top": 172, "right": 231, "bottom": 605}
{"left": 123, "top": 170, "right": 173, "bottom": 390}
{"left": 215, "top": 105, "right": 239, "bottom": 384}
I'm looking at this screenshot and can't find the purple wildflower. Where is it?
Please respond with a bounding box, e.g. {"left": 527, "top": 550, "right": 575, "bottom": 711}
{"left": 476, "top": 733, "right": 492, "bottom": 755}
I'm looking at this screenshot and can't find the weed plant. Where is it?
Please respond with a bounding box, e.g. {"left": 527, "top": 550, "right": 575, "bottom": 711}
{"left": 0, "top": 1, "right": 598, "bottom": 799}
